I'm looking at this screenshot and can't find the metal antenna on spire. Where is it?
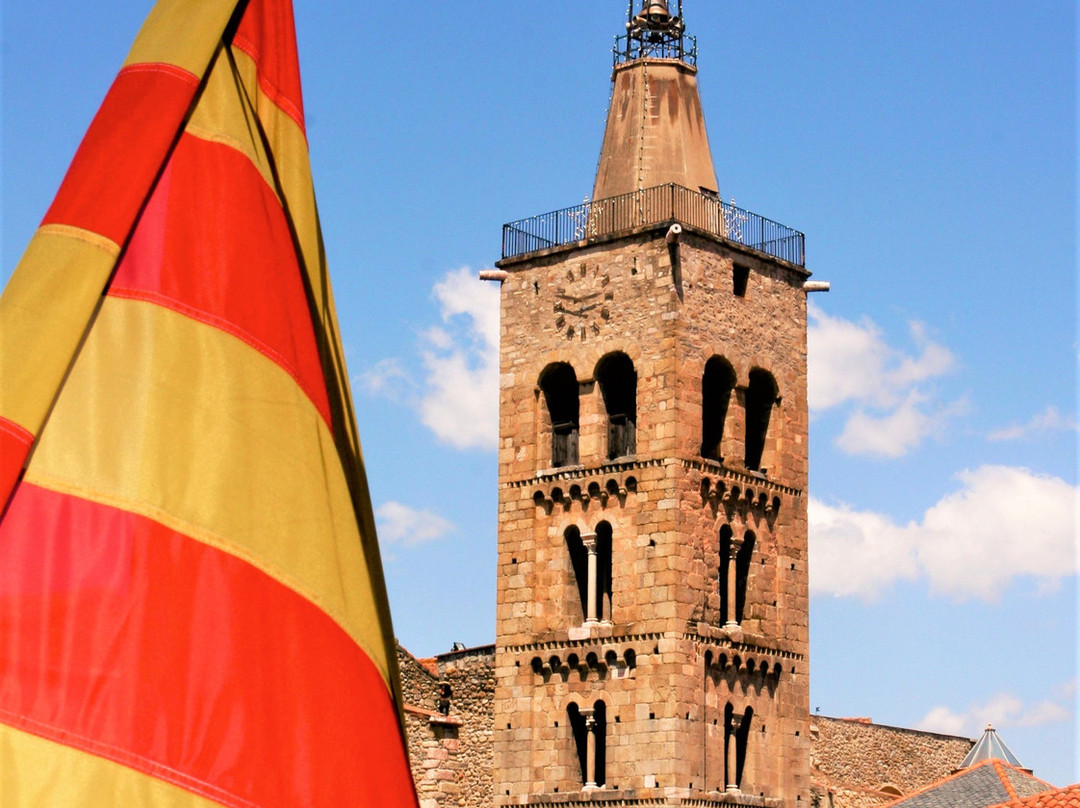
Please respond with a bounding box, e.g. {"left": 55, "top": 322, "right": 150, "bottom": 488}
{"left": 616, "top": 0, "right": 694, "bottom": 66}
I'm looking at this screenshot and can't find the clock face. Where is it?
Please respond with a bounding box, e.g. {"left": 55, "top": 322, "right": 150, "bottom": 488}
{"left": 553, "top": 263, "right": 613, "bottom": 340}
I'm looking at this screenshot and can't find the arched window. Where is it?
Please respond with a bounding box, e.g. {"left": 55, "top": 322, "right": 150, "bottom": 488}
{"left": 702, "top": 357, "right": 736, "bottom": 460}
{"left": 593, "top": 701, "right": 607, "bottom": 788}
{"left": 735, "top": 530, "right": 755, "bottom": 625}
{"left": 566, "top": 523, "right": 613, "bottom": 626}
{"left": 565, "top": 526, "right": 588, "bottom": 626}
{"left": 540, "top": 363, "right": 579, "bottom": 467}
{"left": 595, "top": 522, "right": 613, "bottom": 624}
{"left": 568, "top": 702, "right": 587, "bottom": 784}
{"left": 568, "top": 700, "right": 607, "bottom": 789}
{"left": 718, "top": 524, "right": 734, "bottom": 626}
{"left": 744, "top": 369, "right": 778, "bottom": 472}
{"left": 724, "top": 704, "right": 754, "bottom": 792}
{"left": 596, "top": 352, "right": 637, "bottom": 459}
{"left": 720, "top": 527, "right": 755, "bottom": 629}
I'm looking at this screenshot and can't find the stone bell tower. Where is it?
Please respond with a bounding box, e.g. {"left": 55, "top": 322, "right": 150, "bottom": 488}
{"left": 490, "top": 2, "right": 813, "bottom": 805}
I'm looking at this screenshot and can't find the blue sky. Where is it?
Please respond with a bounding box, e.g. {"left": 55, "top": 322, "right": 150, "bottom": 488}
{"left": 3, "top": 0, "right": 1076, "bottom": 788}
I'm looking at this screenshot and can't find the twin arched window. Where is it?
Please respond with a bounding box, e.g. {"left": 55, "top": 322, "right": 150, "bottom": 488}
{"left": 702, "top": 359, "right": 778, "bottom": 473}
{"left": 719, "top": 526, "right": 755, "bottom": 628}
{"left": 568, "top": 700, "right": 607, "bottom": 788}
{"left": 723, "top": 703, "right": 754, "bottom": 792}
{"left": 565, "top": 523, "right": 613, "bottom": 625}
{"left": 540, "top": 353, "right": 637, "bottom": 467}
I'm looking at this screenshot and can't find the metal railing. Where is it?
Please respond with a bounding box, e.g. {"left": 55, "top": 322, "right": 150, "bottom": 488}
{"left": 501, "top": 184, "right": 805, "bottom": 267}
{"left": 614, "top": 32, "right": 697, "bottom": 66}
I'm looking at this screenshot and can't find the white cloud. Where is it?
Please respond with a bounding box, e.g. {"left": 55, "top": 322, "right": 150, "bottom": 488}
{"left": 418, "top": 267, "right": 501, "bottom": 450}
{"left": 989, "top": 406, "right": 1079, "bottom": 442}
{"left": 355, "top": 267, "right": 500, "bottom": 451}
{"left": 375, "top": 501, "right": 454, "bottom": 547}
{"left": 917, "top": 690, "right": 1072, "bottom": 737}
{"left": 807, "top": 499, "right": 919, "bottom": 598}
{"left": 808, "top": 304, "right": 959, "bottom": 457}
{"left": 810, "top": 465, "right": 1079, "bottom": 601}
{"left": 835, "top": 391, "right": 965, "bottom": 459}
{"left": 356, "top": 357, "right": 414, "bottom": 403}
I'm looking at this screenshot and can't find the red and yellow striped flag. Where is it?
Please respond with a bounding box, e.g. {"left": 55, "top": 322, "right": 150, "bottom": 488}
{"left": 0, "top": 1, "right": 419, "bottom": 805}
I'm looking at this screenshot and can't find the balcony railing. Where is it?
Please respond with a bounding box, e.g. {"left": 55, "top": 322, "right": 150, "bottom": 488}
{"left": 501, "top": 184, "right": 805, "bottom": 267}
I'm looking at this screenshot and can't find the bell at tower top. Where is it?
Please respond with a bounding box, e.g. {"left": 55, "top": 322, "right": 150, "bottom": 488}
{"left": 616, "top": 0, "right": 696, "bottom": 66}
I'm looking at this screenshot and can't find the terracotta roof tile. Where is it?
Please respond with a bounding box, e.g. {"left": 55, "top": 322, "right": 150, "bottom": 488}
{"left": 985, "top": 783, "right": 1080, "bottom": 808}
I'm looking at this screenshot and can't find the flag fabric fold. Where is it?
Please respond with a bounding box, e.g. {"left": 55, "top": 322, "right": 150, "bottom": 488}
{"left": 0, "top": 1, "right": 418, "bottom": 805}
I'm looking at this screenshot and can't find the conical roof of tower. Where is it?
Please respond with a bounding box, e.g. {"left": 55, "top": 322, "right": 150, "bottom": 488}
{"left": 960, "top": 725, "right": 1024, "bottom": 768}
{"left": 592, "top": 1, "right": 719, "bottom": 201}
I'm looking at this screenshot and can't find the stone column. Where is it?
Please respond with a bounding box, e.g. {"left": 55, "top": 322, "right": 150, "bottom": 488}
{"left": 583, "top": 709, "right": 598, "bottom": 789}
{"left": 583, "top": 532, "right": 599, "bottom": 625}
{"left": 724, "top": 537, "right": 743, "bottom": 629}
{"left": 726, "top": 712, "right": 742, "bottom": 793}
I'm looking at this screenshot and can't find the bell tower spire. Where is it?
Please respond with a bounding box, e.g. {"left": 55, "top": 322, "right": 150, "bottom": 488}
{"left": 592, "top": 0, "right": 719, "bottom": 201}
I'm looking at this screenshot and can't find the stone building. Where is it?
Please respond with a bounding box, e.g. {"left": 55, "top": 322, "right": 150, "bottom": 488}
{"left": 399, "top": 645, "right": 497, "bottom": 808}
{"left": 396, "top": 3, "right": 987, "bottom": 807}
{"left": 489, "top": 1, "right": 810, "bottom": 804}
{"left": 809, "top": 717, "right": 975, "bottom": 808}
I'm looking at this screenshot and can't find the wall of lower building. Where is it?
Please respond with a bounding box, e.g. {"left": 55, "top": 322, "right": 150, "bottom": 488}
{"left": 809, "top": 716, "right": 974, "bottom": 808}
{"left": 399, "top": 644, "right": 495, "bottom": 808}
{"left": 437, "top": 646, "right": 496, "bottom": 807}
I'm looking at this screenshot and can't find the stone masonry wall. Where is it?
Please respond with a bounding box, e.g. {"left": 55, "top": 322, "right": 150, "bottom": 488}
{"left": 398, "top": 644, "right": 496, "bottom": 808}
{"left": 399, "top": 647, "right": 460, "bottom": 808}
{"left": 491, "top": 226, "right": 812, "bottom": 804}
{"left": 809, "top": 716, "right": 974, "bottom": 808}
{"left": 436, "top": 646, "right": 497, "bottom": 808}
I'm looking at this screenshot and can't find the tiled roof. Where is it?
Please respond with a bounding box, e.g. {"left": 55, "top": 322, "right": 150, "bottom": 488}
{"left": 884, "top": 759, "right": 1054, "bottom": 808}
{"left": 986, "top": 782, "right": 1080, "bottom": 808}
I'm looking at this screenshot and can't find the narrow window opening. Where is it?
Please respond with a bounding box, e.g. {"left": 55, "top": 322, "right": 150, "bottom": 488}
{"left": 596, "top": 352, "right": 637, "bottom": 459}
{"left": 594, "top": 701, "right": 607, "bottom": 788}
{"left": 733, "top": 264, "right": 749, "bottom": 297}
{"left": 595, "top": 522, "right": 613, "bottom": 624}
{"left": 718, "top": 524, "right": 734, "bottom": 626}
{"left": 702, "top": 357, "right": 736, "bottom": 460}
